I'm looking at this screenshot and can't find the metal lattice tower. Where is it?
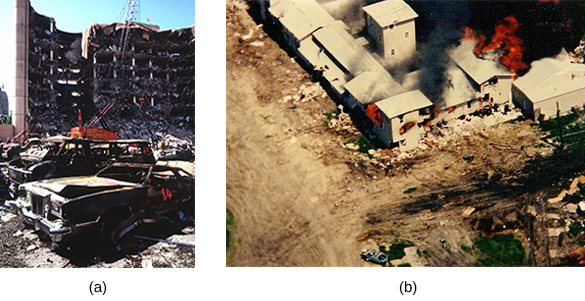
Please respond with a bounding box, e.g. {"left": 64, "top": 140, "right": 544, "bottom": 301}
{"left": 116, "top": 0, "right": 140, "bottom": 76}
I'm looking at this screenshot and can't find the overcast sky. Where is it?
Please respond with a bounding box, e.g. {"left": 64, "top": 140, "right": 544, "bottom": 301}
{"left": 0, "top": 0, "right": 195, "bottom": 114}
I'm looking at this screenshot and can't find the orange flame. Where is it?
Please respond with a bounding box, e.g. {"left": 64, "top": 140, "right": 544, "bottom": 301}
{"left": 366, "top": 103, "right": 383, "bottom": 126}
{"left": 399, "top": 122, "right": 416, "bottom": 135}
{"left": 538, "top": 0, "right": 560, "bottom": 4}
{"left": 462, "top": 16, "right": 528, "bottom": 75}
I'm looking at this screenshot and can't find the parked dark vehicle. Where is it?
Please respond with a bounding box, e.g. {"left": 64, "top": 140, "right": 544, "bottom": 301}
{"left": 5, "top": 137, "right": 155, "bottom": 198}
{"left": 0, "top": 138, "right": 41, "bottom": 162}
{"left": 7, "top": 163, "right": 194, "bottom": 249}
{"left": 361, "top": 249, "right": 389, "bottom": 264}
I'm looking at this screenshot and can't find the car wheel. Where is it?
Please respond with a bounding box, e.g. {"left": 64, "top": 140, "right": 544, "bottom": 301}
{"left": 99, "top": 207, "right": 132, "bottom": 244}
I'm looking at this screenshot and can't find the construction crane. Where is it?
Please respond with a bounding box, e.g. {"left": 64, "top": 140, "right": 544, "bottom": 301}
{"left": 116, "top": 0, "right": 140, "bottom": 77}
{"left": 69, "top": 1, "right": 142, "bottom": 141}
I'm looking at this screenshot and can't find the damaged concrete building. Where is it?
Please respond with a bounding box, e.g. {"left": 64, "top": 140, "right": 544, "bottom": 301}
{"left": 25, "top": 2, "right": 194, "bottom": 142}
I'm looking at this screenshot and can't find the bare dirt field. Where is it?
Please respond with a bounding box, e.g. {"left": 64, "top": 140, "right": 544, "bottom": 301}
{"left": 226, "top": 0, "right": 585, "bottom": 267}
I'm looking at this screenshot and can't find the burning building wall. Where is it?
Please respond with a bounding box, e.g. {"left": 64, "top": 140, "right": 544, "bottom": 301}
{"left": 25, "top": 2, "right": 194, "bottom": 142}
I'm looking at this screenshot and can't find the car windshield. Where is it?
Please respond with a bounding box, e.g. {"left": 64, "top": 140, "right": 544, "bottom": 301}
{"left": 96, "top": 165, "right": 150, "bottom": 183}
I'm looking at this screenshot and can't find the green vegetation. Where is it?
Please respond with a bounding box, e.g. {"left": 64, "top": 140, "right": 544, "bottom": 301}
{"left": 226, "top": 210, "right": 235, "bottom": 251}
{"left": 473, "top": 233, "right": 525, "bottom": 267}
{"left": 403, "top": 187, "right": 417, "bottom": 194}
{"left": 347, "top": 135, "right": 376, "bottom": 154}
{"left": 568, "top": 221, "right": 584, "bottom": 239}
{"left": 397, "top": 263, "right": 412, "bottom": 267}
{"left": 536, "top": 111, "right": 585, "bottom": 150}
{"left": 323, "top": 108, "right": 341, "bottom": 120}
{"left": 3, "top": 111, "right": 11, "bottom": 125}
{"left": 380, "top": 240, "right": 415, "bottom": 261}
{"left": 461, "top": 243, "right": 472, "bottom": 253}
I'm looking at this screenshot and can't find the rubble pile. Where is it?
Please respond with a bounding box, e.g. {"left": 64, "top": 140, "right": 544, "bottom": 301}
{"left": 326, "top": 105, "right": 359, "bottom": 136}
{"left": 343, "top": 109, "right": 537, "bottom": 178}
{"left": 27, "top": 6, "right": 194, "bottom": 143}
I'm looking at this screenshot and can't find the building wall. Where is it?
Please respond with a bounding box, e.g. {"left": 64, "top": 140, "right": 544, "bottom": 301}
{"left": 437, "top": 99, "right": 482, "bottom": 122}
{"left": 382, "top": 20, "right": 416, "bottom": 67}
{"left": 28, "top": 8, "right": 85, "bottom": 135}
{"left": 371, "top": 109, "right": 425, "bottom": 148}
{"left": 481, "top": 76, "right": 512, "bottom": 105}
{"left": 0, "top": 124, "right": 15, "bottom": 142}
{"left": 366, "top": 14, "right": 384, "bottom": 54}
{"left": 533, "top": 89, "right": 585, "bottom": 120}
{"left": 512, "top": 85, "right": 534, "bottom": 119}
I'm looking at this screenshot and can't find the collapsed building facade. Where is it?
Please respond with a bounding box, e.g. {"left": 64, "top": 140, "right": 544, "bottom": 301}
{"left": 25, "top": 2, "right": 194, "bottom": 143}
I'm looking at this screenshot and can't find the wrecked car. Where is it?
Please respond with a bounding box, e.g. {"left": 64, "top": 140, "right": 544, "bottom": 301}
{"left": 5, "top": 137, "right": 155, "bottom": 198}
{"left": 361, "top": 249, "right": 389, "bottom": 265}
{"left": 7, "top": 163, "right": 194, "bottom": 250}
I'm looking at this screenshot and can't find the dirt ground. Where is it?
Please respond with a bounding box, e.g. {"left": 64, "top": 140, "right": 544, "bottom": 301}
{"left": 226, "top": 1, "right": 585, "bottom": 267}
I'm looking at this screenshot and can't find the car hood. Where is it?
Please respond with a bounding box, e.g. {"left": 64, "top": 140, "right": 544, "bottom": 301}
{"left": 32, "top": 176, "right": 140, "bottom": 197}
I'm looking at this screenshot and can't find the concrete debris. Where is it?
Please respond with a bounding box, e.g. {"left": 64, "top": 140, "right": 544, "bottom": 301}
{"left": 548, "top": 174, "right": 585, "bottom": 204}
{"left": 461, "top": 206, "right": 476, "bottom": 217}
{"left": 565, "top": 203, "right": 578, "bottom": 214}
{"left": 327, "top": 110, "right": 359, "bottom": 135}
{"left": 418, "top": 209, "right": 435, "bottom": 221}
{"left": 26, "top": 245, "right": 37, "bottom": 252}
{"left": 547, "top": 227, "right": 564, "bottom": 237}
{"left": 141, "top": 258, "right": 154, "bottom": 268}
{"left": 12, "top": 230, "right": 23, "bottom": 237}
{"left": 548, "top": 190, "right": 567, "bottom": 204}
{"left": 549, "top": 249, "right": 560, "bottom": 258}
{"left": 0, "top": 213, "right": 16, "bottom": 223}
{"left": 153, "top": 133, "right": 194, "bottom": 161}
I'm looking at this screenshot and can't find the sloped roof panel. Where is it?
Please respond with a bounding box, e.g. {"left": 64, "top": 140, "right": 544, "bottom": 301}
{"left": 448, "top": 41, "right": 513, "bottom": 85}
{"left": 344, "top": 71, "right": 404, "bottom": 105}
{"left": 269, "top": 0, "right": 335, "bottom": 41}
{"left": 362, "top": 0, "right": 418, "bottom": 27}
{"left": 376, "top": 90, "right": 433, "bottom": 118}
{"left": 514, "top": 57, "right": 585, "bottom": 103}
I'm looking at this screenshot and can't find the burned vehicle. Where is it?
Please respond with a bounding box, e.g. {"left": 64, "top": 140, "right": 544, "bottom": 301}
{"left": 5, "top": 137, "right": 155, "bottom": 198}
{"left": 7, "top": 163, "right": 194, "bottom": 249}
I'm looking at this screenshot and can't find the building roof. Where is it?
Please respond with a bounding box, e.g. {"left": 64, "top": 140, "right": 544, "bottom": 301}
{"left": 344, "top": 71, "right": 405, "bottom": 105}
{"left": 269, "top": 0, "right": 336, "bottom": 42}
{"left": 376, "top": 90, "right": 433, "bottom": 118}
{"left": 443, "top": 62, "right": 481, "bottom": 107}
{"left": 298, "top": 38, "right": 348, "bottom": 95}
{"left": 312, "top": 22, "right": 395, "bottom": 77}
{"left": 448, "top": 41, "right": 513, "bottom": 85}
{"left": 362, "top": 0, "right": 418, "bottom": 28}
{"left": 513, "top": 54, "right": 585, "bottom": 104}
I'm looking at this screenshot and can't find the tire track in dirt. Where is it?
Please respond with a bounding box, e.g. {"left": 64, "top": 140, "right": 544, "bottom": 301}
{"left": 226, "top": 66, "right": 364, "bottom": 266}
